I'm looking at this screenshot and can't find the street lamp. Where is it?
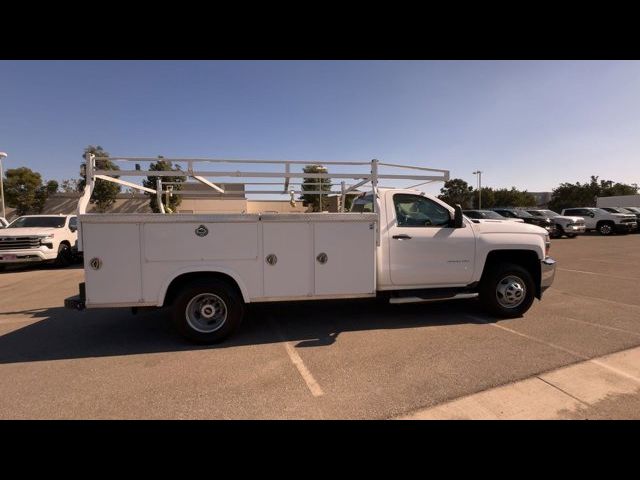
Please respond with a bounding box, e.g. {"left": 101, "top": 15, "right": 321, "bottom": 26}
{"left": 0, "top": 152, "right": 7, "bottom": 219}
{"left": 472, "top": 170, "right": 483, "bottom": 209}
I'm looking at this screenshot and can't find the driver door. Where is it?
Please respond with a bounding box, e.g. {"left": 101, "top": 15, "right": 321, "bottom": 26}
{"left": 387, "top": 193, "right": 476, "bottom": 286}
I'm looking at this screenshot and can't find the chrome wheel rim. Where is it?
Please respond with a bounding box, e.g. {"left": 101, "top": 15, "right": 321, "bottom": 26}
{"left": 496, "top": 275, "right": 526, "bottom": 308}
{"left": 185, "top": 293, "right": 227, "bottom": 333}
{"left": 600, "top": 224, "right": 612, "bottom": 234}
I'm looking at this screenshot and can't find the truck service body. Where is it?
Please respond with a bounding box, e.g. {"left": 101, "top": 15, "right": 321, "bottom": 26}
{"left": 65, "top": 156, "right": 556, "bottom": 343}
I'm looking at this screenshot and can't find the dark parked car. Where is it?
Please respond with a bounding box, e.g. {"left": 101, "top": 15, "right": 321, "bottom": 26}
{"left": 524, "top": 209, "right": 586, "bottom": 239}
{"left": 491, "top": 208, "right": 555, "bottom": 234}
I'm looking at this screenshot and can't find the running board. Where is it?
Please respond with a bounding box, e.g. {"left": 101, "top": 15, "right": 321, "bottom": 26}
{"left": 389, "top": 293, "right": 478, "bottom": 304}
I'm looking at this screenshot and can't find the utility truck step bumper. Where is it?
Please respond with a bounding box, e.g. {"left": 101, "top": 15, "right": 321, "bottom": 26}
{"left": 64, "top": 283, "right": 86, "bottom": 311}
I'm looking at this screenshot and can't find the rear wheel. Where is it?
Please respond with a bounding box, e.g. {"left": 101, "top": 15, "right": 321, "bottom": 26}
{"left": 56, "top": 243, "right": 72, "bottom": 267}
{"left": 479, "top": 263, "right": 535, "bottom": 318}
{"left": 171, "top": 279, "right": 244, "bottom": 344}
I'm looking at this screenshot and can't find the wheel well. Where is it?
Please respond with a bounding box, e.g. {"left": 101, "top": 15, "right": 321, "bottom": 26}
{"left": 60, "top": 240, "right": 71, "bottom": 247}
{"left": 163, "top": 272, "right": 244, "bottom": 307}
{"left": 481, "top": 250, "right": 541, "bottom": 298}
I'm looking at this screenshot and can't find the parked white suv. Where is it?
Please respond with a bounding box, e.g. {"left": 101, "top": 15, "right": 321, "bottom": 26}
{"left": 561, "top": 207, "right": 637, "bottom": 235}
{"left": 0, "top": 215, "right": 78, "bottom": 269}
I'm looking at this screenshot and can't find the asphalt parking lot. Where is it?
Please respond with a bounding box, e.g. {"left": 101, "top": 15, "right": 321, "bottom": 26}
{"left": 1, "top": 232, "right": 639, "bottom": 419}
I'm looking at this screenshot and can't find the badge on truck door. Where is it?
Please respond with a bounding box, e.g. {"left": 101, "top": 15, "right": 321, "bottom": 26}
{"left": 195, "top": 225, "right": 209, "bottom": 237}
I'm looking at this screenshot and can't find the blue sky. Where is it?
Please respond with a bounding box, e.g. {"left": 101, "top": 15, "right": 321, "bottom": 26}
{"left": 1, "top": 60, "right": 639, "bottom": 196}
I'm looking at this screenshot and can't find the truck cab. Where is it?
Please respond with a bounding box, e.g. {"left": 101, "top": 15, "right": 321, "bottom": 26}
{"left": 353, "top": 190, "right": 553, "bottom": 297}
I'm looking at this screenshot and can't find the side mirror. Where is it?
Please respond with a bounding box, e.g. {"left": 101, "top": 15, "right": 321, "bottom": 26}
{"left": 453, "top": 204, "right": 464, "bottom": 228}
{"left": 589, "top": 212, "right": 595, "bottom": 218}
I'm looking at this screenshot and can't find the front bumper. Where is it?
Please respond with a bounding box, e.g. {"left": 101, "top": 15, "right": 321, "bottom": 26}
{"left": 0, "top": 248, "right": 57, "bottom": 264}
{"left": 541, "top": 256, "right": 556, "bottom": 293}
{"left": 615, "top": 222, "right": 637, "bottom": 232}
{"left": 564, "top": 224, "right": 586, "bottom": 233}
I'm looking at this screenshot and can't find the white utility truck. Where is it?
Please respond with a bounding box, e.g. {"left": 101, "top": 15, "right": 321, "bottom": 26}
{"left": 65, "top": 156, "right": 556, "bottom": 343}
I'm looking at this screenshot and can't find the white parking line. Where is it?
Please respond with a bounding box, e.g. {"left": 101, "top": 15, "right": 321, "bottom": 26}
{"left": 551, "top": 290, "right": 640, "bottom": 309}
{"left": 269, "top": 317, "right": 324, "bottom": 397}
{"left": 467, "top": 314, "right": 588, "bottom": 360}
{"left": 557, "top": 268, "right": 639, "bottom": 282}
{"left": 282, "top": 341, "right": 325, "bottom": 397}
{"left": 558, "top": 314, "right": 640, "bottom": 338}
{"left": 397, "top": 346, "right": 640, "bottom": 419}
{"left": 467, "top": 315, "right": 640, "bottom": 385}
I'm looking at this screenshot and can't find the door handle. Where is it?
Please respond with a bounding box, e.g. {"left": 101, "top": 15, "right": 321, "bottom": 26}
{"left": 392, "top": 234, "right": 412, "bottom": 240}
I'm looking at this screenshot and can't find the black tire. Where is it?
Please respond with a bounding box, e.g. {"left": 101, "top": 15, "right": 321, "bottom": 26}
{"left": 171, "top": 279, "right": 244, "bottom": 344}
{"left": 550, "top": 226, "right": 562, "bottom": 239}
{"left": 479, "top": 263, "right": 535, "bottom": 318}
{"left": 597, "top": 221, "right": 614, "bottom": 236}
{"left": 567, "top": 233, "right": 577, "bottom": 238}
{"left": 55, "top": 243, "right": 72, "bottom": 267}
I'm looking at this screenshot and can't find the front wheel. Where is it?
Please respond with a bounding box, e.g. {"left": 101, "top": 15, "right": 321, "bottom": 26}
{"left": 171, "top": 279, "right": 244, "bottom": 344}
{"left": 479, "top": 263, "right": 535, "bottom": 318}
{"left": 551, "top": 226, "right": 563, "bottom": 239}
{"left": 597, "top": 222, "right": 614, "bottom": 236}
{"left": 55, "top": 243, "right": 73, "bottom": 267}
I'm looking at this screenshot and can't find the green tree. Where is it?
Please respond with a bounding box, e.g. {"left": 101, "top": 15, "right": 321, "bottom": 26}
{"left": 142, "top": 157, "right": 186, "bottom": 213}
{"left": 343, "top": 195, "right": 355, "bottom": 211}
{"left": 300, "top": 165, "right": 332, "bottom": 212}
{"left": 438, "top": 178, "right": 474, "bottom": 208}
{"left": 548, "top": 176, "right": 638, "bottom": 212}
{"left": 4, "top": 167, "right": 46, "bottom": 215}
{"left": 60, "top": 178, "right": 80, "bottom": 193}
{"left": 79, "top": 145, "right": 121, "bottom": 212}
{"left": 473, "top": 187, "right": 496, "bottom": 209}
{"left": 493, "top": 187, "right": 536, "bottom": 207}
{"left": 45, "top": 180, "right": 59, "bottom": 194}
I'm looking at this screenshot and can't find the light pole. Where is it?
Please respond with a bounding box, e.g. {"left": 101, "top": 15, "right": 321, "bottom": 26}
{"left": 473, "top": 170, "right": 483, "bottom": 209}
{"left": 0, "top": 152, "right": 7, "bottom": 219}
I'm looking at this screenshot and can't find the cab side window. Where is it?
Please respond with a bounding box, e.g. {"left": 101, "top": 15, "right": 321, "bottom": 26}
{"left": 393, "top": 194, "right": 451, "bottom": 227}
{"left": 69, "top": 217, "right": 77, "bottom": 231}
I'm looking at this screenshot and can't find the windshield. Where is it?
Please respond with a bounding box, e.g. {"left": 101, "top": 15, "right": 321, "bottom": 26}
{"left": 7, "top": 216, "right": 66, "bottom": 228}
{"left": 593, "top": 208, "right": 613, "bottom": 215}
{"left": 477, "top": 210, "right": 505, "bottom": 219}
{"left": 513, "top": 210, "right": 533, "bottom": 218}
{"left": 604, "top": 207, "right": 628, "bottom": 214}
{"left": 539, "top": 209, "right": 559, "bottom": 217}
